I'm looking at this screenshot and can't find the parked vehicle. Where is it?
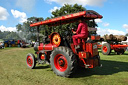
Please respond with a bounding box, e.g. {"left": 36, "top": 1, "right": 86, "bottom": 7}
{"left": 26, "top": 10, "right": 102, "bottom": 77}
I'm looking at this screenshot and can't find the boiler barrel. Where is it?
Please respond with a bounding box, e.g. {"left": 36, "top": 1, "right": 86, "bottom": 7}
{"left": 34, "top": 44, "right": 57, "bottom": 51}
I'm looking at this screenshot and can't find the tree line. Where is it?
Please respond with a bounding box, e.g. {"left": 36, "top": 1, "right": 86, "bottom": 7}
{"left": 0, "top": 31, "right": 20, "bottom": 40}
{"left": 0, "top": 4, "right": 127, "bottom": 42}
{"left": 16, "top": 4, "right": 98, "bottom": 42}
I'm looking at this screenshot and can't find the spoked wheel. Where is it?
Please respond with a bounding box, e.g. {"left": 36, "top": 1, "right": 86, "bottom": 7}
{"left": 50, "top": 47, "right": 77, "bottom": 77}
{"left": 101, "top": 43, "right": 111, "bottom": 55}
{"left": 51, "top": 33, "right": 61, "bottom": 46}
{"left": 26, "top": 53, "right": 36, "bottom": 69}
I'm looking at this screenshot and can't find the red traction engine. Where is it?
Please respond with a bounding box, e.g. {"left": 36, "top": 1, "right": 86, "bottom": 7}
{"left": 26, "top": 10, "right": 102, "bottom": 77}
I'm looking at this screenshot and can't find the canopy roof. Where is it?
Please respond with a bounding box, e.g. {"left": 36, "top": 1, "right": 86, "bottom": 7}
{"left": 30, "top": 10, "right": 103, "bottom": 27}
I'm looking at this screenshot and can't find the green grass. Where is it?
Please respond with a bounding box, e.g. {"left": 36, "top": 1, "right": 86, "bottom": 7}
{"left": 0, "top": 39, "right": 4, "bottom": 42}
{"left": 0, "top": 48, "right": 128, "bottom": 85}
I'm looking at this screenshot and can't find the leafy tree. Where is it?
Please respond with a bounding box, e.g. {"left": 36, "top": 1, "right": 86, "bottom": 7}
{"left": 52, "top": 4, "right": 86, "bottom": 17}
{"left": 16, "top": 24, "right": 22, "bottom": 32}
{"left": 0, "top": 31, "right": 20, "bottom": 40}
{"left": 44, "top": 4, "right": 97, "bottom": 36}
{"left": 126, "top": 33, "right": 128, "bottom": 36}
{"left": 0, "top": 30, "right": 3, "bottom": 39}
{"left": 15, "top": 4, "right": 98, "bottom": 41}
{"left": 16, "top": 17, "right": 44, "bottom": 41}
{"left": 50, "top": 4, "right": 86, "bottom": 35}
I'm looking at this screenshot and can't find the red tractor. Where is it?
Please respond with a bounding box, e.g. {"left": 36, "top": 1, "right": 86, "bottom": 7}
{"left": 26, "top": 10, "right": 103, "bottom": 77}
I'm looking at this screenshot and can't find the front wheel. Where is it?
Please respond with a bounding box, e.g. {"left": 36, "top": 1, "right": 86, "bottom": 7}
{"left": 50, "top": 47, "right": 77, "bottom": 77}
{"left": 26, "top": 53, "right": 36, "bottom": 69}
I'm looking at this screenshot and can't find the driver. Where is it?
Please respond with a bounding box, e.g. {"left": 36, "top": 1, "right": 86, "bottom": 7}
{"left": 72, "top": 18, "right": 88, "bottom": 49}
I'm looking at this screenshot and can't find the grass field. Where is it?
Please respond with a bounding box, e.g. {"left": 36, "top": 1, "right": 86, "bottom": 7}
{"left": 0, "top": 39, "right": 4, "bottom": 42}
{"left": 0, "top": 47, "right": 128, "bottom": 85}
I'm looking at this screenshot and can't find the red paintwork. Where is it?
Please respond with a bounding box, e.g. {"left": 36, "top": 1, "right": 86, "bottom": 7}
{"left": 54, "top": 54, "right": 68, "bottom": 72}
{"left": 103, "top": 46, "right": 108, "bottom": 53}
{"left": 27, "top": 56, "right": 33, "bottom": 67}
{"left": 98, "top": 44, "right": 128, "bottom": 49}
{"left": 111, "top": 44, "right": 128, "bottom": 52}
{"left": 111, "top": 44, "right": 128, "bottom": 48}
{"left": 86, "top": 43, "right": 98, "bottom": 57}
{"left": 81, "top": 39, "right": 86, "bottom": 51}
{"left": 91, "top": 35, "right": 100, "bottom": 40}
{"left": 38, "top": 43, "right": 57, "bottom": 51}
{"left": 41, "top": 54, "right": 45, "bottom": 60}
{"left": 30, "top": 11, "right": 86, "bottom": 27}
{"left": 98, "top": 45, "right": 102, "bottom": 48}
{"left": 70, "top": 42, "right": 99, "bottom": 68}
{"left": 79, "top": 52, "right": 89, "bottom": 59}
{"left": 86, "top": 58, "right": 99, "bottom": 68}
{"left": 30, "top": 10, "right": 103, "bottom": 27}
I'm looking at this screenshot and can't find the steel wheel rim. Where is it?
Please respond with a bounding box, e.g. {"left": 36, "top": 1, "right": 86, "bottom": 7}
{"left": 54, "top": 54, "right": 68, "bottom": 72}
{"left": 27, "top": 56, "right": 33, "bottom": 67}
{"left": 103, "top": 46, "right": 107, "bottom": 53}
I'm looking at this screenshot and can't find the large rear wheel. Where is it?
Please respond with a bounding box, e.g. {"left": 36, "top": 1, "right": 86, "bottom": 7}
{"left": 50, "top": 47, "right": 77, "bottom": 77}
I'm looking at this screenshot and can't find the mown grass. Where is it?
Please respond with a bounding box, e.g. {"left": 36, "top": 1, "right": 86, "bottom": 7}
{"left": 0, "top": 47, "right": 128, "bottom": 85}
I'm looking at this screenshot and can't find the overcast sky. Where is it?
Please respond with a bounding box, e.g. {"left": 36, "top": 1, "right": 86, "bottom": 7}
{"left": 0, "top": 0, "right": 128, "bottom": 36}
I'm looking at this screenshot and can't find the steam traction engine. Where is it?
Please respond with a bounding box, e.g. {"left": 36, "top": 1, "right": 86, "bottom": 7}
{"left": 26, "top": 10, "right": 103, "bottom": 77}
